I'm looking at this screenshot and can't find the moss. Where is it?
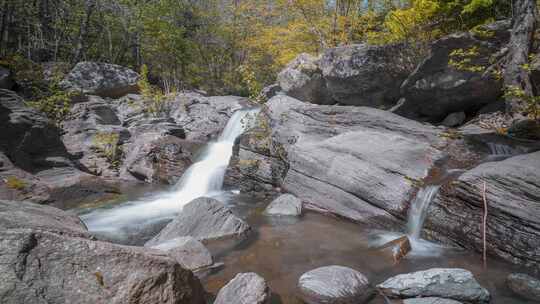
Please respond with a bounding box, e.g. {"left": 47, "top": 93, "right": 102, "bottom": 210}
{"left": 5, "top": 176, "right": 26, "bottom": 190}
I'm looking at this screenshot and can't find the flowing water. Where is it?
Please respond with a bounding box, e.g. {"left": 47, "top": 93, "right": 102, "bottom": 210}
{"left": 407, "top": 185, "right": 440, "bottom": 239}
{"left": 80, "top": 108, "right": 260, "bottom": 243}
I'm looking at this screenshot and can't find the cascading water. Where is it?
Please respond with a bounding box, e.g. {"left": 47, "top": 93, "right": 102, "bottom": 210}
{"left": 81, "top": 108, "right": 260, "bottom": 239}
{"left": 407, "top": 185, "right": 440, "bottom": 239}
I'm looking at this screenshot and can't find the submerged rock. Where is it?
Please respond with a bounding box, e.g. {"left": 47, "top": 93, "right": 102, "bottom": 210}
{"left": 424, "top": 151, "right": 540, "bottom": 271}
{"left": 214, "top": 272, "right": 270, "bottom": 304}
{"left": 377, "top": 268, "right": 490, "bottom": 303}
{"left": 320, "top": 43, "right": 410, "bottom": 107}
{"left": 507, "top": 273, "right": 540, "bottom": 301}
{"left": 277, "top": 53, "right": 332, "bottom": 105}
{"left": 378, "top": 235, "right": 411, "bottom": 264}
{"left": 0, "top": 200, "right": 205, "bottom": 304}
{"left": 264, "top": 193, "right": 302, "bottom": 216}
{"left": 149, "top": 236, "right": 213, "bottom": 271}
{"left": 60, "top": 61, "right": 139, "bottom": 98}
{"left": 298, "top": 265, "right": 373, "bottom": 304}
{"left": 145, "top": 197, "right": 251, "bottom": 245}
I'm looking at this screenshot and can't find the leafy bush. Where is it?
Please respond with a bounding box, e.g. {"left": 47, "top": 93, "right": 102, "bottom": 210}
{"left": 92, "top": 132, "right": 122, "bottom": 168}
{"left": 138, "top": 65, "right": 171, "bottom": 117}
{"left": 5, "top": 176, "right": 26, "bottom": 190}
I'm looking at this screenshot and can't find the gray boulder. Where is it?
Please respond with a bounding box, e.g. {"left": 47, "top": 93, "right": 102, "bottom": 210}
{"left": 0, "top": 66, "right": 14, "bottom": 90}
{"left": 264, "top": 193, "right": 302, "bottom": 216}
{"left": 149, "top": 236, "right": 213, "bottom": 271}
{"left": 0, "top": 200, "right": 205, "bottom": 304}
{"left": 60, "top": 61, "right": 139, "bottom": 98}
{"left": 260, "top": 83, "right": 282, "bottom": 101}
{"left": 298, "top": 265, "right": 373, "bottom": 304}
{"left": 145, "top": 197, "right": 251, "bottom": 246}
{"left": 320, "top": 43, "right": 410, "bottom": 107}
{"left": 442, "top": 112, "right": 466, "bottom": 127}
{"left": 424, "top": 151, "right": 540, "bottom": 271}
{"left": 403, "top": 298, "right": 463, "bottom": 304}
{"left": 393, "top": 21, "right": 511, "bottom": 122}
{"left": 377, "top": 268, "right": 490, "bottom": 303}
{"left": 214, "top": 272, "right": 270, "bottom": 304}
{"left": 277, "top": 53, "right": 332, "bottom": 105}
{"left": 507, "top": 273, "right": 540, "bottom": 301}
{"left": 226, "top": 95, "right": 446, "bottom": 227}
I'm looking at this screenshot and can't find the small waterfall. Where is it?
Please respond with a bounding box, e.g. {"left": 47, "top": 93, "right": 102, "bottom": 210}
{"left": 487, "top": 143, "right": 516, "bottom": 156}
{"left": 407, "top": 185, "right": 440, "bottom": 239}
{"left": 82, "top": 108, "right": 260, "bottom": 237}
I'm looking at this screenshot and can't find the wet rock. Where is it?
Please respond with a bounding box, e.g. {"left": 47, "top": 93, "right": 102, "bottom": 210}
{"left": 441, "top": 112, "right": 466, "bottom": 127}
{"left": 424, "top": 151, "right": 540, "bottom": 271}
{"left": 377, "top": 268, "right": 490, "bottom": 303}
{"left": 320, "top": 43, "right": 410, "bottom": 107}
{"left": 506, "top": 273, "right": 540, "bottom": 301}
{"left": 403, "top": 298, "right": 463, "bottom": 304}
{"left": 214, "top": 272, "right": 270, "bottom": 304}
{"left": 298, "top": 265, "right": 373, "bottom": 304}
{"left": 145, "top": 197, "right": 251, "bottom": 245}
{"left": 378, "top": 235, "right": 411, "bottom": 264}
{"left": 0, "top": 200, "right": 205, "bottom": 304}
{"left": 393, "top": 21, "right": 510, "bottom": 122}
{"left": 277, "top": 53, "right": 332, "bottom": 105}
{"left": 264, "top": 193, "right": 302, "bottom": 216}
{"left": 149, "top": 236, "right": 213, "bottom": 271}
{"left": 226, "top": 95, "right": 446, "bottom": 227}
{"left": 0, "top": 66, "right": 14, "bottom": 90}
{"left": 60, "top": 61, "right": 139, "bottom": 98}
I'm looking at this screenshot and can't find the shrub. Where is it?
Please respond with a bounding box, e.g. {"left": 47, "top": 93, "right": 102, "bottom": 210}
{"left": 92, "top": 132, "right": 122, "bottom": 168}
{"left": 5, "top": 176, "right": 26, "bottom": 190}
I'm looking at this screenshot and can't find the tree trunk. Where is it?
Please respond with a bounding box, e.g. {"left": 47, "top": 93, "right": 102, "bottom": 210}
{"left": 503, "top": 0, "right": 538, "bottom": 115}
{"left": 73, "top": 0, "right": 95, "bottom": 63}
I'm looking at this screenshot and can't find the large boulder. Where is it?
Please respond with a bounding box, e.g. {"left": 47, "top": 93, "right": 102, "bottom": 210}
{"left": 0, "top": 200, "right": 205, "bottom": 304}
{"left": 214, "top": 272, "right": 270, "bottom": 304}
{"left": 507, "top": 273, "right": 540, "bottom": 301}
{"left": 320, "top": 43, "right": 410, "bottom": 107}
{"left": 403, "top": 298, "right": 463, "bottom": 304}
{"left": 264, "top": 193, "right": 302, "bottom": 216}
{"left": 392, "top": 21, "right": 511, "bottom": 122}
{"left": 298, "top": 265, "right": 373, "bottom": 304}
{"left": 424, "top": 151, "right": 540, "bottom": 271}
{"left": 145, "top": 197, "right": 251, "bottom": 246}
{"left": 277, "top": 53, "right": 332, "bottom": 105}
{"left": 60, "top": 61, "right": 139, "bottom": 98}
{"left": 377, "top": 268, "right": 490, "bottom": 303}
{"left": 226, "top": 95, "right": 446, "bottom": 227}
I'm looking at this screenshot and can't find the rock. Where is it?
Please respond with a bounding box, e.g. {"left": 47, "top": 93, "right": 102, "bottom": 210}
{"left": 264, "top": 193, "right": 302, "bottom": 216}
{"left": 214, "top": 272, "right": 270, "bottom": 304}
{"left": 424, "top": 151, "right": 540, "bottom": 271}
{"left": 60, "top": 61, "right": 139, "bottom": 98}
{"left": 0, "top": 66, "right": 14, "bottom": 90}
{"left": 226, "top": 95, "right": 446, "bottom": 227}
{"left": 145, "top": 197, "right": 251, "bottom": 246}
{"left": 277, "top": 53, "right": 332, "bottom": 105}
{"left": 378, "top": 235, "right": 411, "bottom": 264}
{"left": 377, "top": 268, "right": 490, "bottom": 303}
{"left": 403, "top": 298, "right": 463, "bottom": 304}
{"left": 0, "top": 200, "right": 205, "bottom": 304}
{"left": 298, "top": 265, "right": 373, "bottom": 304}
{"left": 260, "top": 83, "right": 282, "bottom": 100}
{"left": 442, "top": 112, "right": 466, "bottom": 127}
{"left": 507, "top": 273, "right": 540, "bottom": 301}
{"left": 149, "top": 236, "right": 213, "bottom": 271}
{"left": 393, "top": 21, "right": 511, "bottom": 122}
{"left": 320, "top": 43, "right": 410, "bottom": 107}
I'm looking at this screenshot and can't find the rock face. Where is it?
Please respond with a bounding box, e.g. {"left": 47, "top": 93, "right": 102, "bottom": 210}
{"left": 214, "top": 272, "right": 270, "bottom": 304}
{"left": 320, "top": 43, "right": 410, "bottom": 107}
{"left": 0, "top": 66, "right": 14, "bottom": 90}
{"left": 60, "top": 61, "right": 139, "bottom": 98}
{"left": 393, "top": 21, "right": 511, "bottom": 122}
{"left": 226, "top": 95, "right": 446, "bottom": 227}
{"left": 0, "top": 200, "right": 205, "bottom": 304}
{"left": 403, "top": 298, "right": 463, "bottom": 304}
{"left": 424, "top": 151, "right": 540, "bottom": 271}
{"left": 145, "top": 197, "right": 251, "bottom": 246}
{"left": 277, "top": 53, "right": 332, "bottom": 105}
{"left": 264, "top": 193, "right": 302, "bottom": 216}
{"left": 149, "top": 236, "right": 213, "bottom": 271}
{"left": 377, "top": 268, "right": 490, "bottom": 303}
{"left": 298, "top": 265, "right": 373, "bottom": 304}
{"left": 507, "top": 273, "right": 540, "bottom": 301}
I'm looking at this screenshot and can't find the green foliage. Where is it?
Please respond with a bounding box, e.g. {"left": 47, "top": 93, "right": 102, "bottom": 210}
{"left": 92, "top": 132, "right": 121, "bottom": 168}
{"left": 448, "top": 46, "right": 486, "bottom": 73}
{"left": 138, "top": 65, "right": 170, "bottom": 117}
{"left": 504, "top": 85, "right": 540, "bottom": 120}
{"left": 5, "top": 176, "right": 26, "bottom": 190}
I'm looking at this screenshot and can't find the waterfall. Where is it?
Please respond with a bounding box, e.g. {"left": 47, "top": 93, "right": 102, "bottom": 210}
{"left": 82, "top": 108, "right": 260, "bottom": 236}
{"left": 407, "top": 185, "right": 440, "bottom": 239}
{"left": 487, "top": 142, "right": 516, "bottom": 156}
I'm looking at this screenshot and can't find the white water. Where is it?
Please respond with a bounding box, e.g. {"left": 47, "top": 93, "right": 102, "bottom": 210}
{"left": 407, "top": 185, "right": 440, "bottom": 239}
{"left": 82, "top": 108, "right": 260, "bottom": 236}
